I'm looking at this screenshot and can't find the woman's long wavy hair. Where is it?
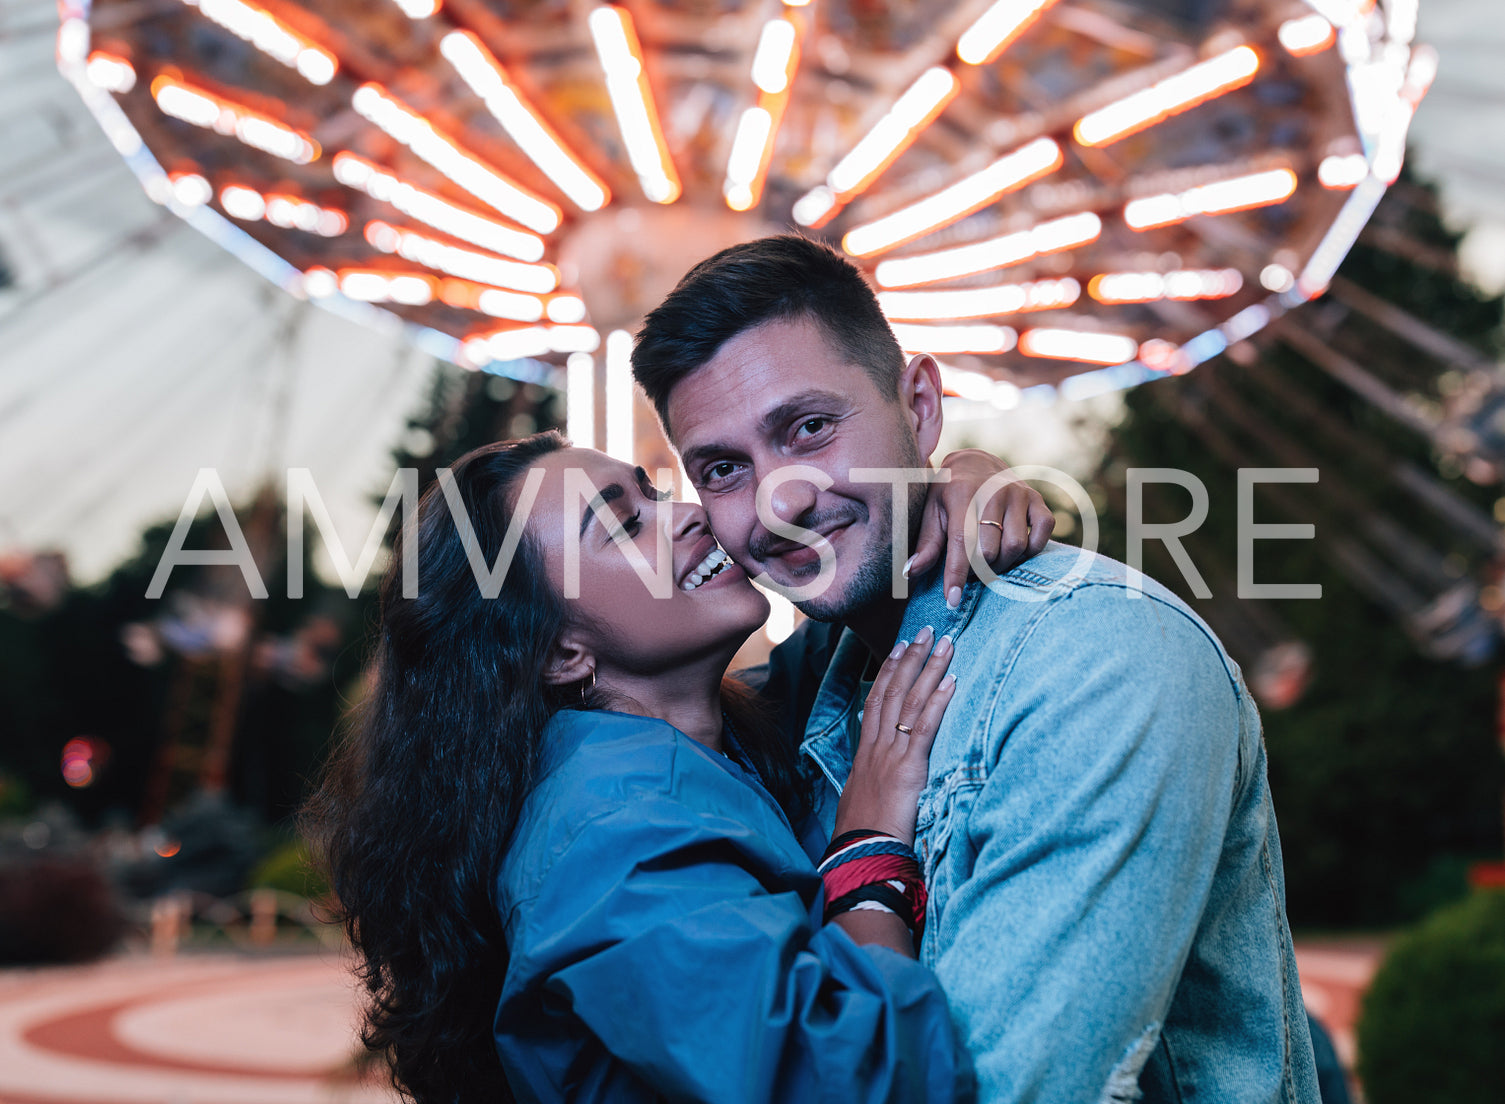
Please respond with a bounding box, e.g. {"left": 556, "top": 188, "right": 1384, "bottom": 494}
{"left": 304, "top": 432, "right": 811, "bottom": 1104}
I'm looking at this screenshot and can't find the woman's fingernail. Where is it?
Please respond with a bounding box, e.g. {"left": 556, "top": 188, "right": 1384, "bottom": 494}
{"left": 902, "top": 554, "right": 916, "bottom": 578}
{"left": 915, "top": 625, "right": 934, "bottom": 645}
{"left": 947, "top": 586, "right": 963, "bottom": 610}
{"left": 940, "top": 673, "right": 956, "bottom": 688}
{"left": 889, "top": 641, "right": 906, "bottom": 659}
{"left": 936, "top": 633, "right": 954, "bottom": 656}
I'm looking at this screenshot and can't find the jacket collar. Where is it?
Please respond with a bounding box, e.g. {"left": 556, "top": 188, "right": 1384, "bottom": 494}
{"left": 798, "top": 567, "right": 983, "bottom": 792}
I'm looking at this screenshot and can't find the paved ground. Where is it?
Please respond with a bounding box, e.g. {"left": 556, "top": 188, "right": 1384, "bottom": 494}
{"left": 0, "top": 942, "right": 1384, "bottom": 1103}
{"left": 0, "top": 950, "right": 394, "bottom": 1104}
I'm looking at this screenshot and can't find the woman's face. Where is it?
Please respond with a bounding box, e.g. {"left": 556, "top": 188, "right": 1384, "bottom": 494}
{"left": 524, "top": 447, "right": 771, "bottom": 677}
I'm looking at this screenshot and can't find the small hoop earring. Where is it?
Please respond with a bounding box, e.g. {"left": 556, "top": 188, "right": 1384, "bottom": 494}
{"left": 580, "top": 668, "right": 596, "bottom": 706}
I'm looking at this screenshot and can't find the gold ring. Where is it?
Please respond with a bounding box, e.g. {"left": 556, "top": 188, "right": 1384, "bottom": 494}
{"left": 895, "top": 723, "right": 914, "bottom": 735}
{"left": 978, "top": 519, "right": 1005, "bottom": 531}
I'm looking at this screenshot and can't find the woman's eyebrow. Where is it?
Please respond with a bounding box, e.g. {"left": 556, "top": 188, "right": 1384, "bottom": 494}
{"left": 580, "top": 482, "right": 625, "bottom": 538}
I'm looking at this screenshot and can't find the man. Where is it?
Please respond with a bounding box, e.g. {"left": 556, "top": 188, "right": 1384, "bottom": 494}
{"left": 632, "top": 235, "right": 1320, "bottom": 1103}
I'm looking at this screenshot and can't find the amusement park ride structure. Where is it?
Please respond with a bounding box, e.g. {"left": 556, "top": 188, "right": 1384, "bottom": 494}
{"left": 56, "top": 0, "right": 1432, "bottom": 406}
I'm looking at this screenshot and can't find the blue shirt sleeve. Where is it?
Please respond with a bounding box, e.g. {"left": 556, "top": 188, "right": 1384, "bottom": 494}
{"left": 495, "top": 729, "right": 970, "bottom": 1104}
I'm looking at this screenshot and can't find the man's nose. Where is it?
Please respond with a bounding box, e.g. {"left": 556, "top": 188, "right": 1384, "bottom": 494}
{"left": 763, "top": 467, "right": 819, "bottom": 527}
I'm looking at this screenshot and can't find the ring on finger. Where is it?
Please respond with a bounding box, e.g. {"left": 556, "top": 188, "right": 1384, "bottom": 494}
{"left": 895, "top": 723, "right": 914, "bottom": 735}
{"left": 977, "top": 519, "right": 1004, "bottom": 531}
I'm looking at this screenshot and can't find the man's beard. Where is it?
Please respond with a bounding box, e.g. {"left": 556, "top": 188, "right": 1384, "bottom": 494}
{"left": 792, "top": 428, "right": 926, "bottom": 624}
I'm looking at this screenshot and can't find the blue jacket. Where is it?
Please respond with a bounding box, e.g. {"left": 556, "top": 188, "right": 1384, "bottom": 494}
{"left": 492, "top": 708, "right": 972, "bottom": 1103}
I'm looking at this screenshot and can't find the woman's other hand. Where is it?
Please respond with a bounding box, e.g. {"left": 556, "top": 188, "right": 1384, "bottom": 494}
{"left": 834, "top": 627, "right": 956, "bottom": 847}
{"left": 907, "top": 448, "right": 1055, "bottom": 610}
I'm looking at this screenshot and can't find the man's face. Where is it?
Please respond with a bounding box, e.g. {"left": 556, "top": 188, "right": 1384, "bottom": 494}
{"left": 664, "top": 315, "right": 933, "bottom": 622}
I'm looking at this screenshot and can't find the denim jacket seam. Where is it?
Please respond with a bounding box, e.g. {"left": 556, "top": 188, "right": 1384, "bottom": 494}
{"left": 1258, "top": 826, "right": 1299, "bottom": 1102}
{"left": 968, "top": 587, "right": 1079, "bottom": 767}
{"left": 1069, "top": 579, "right": 1251, "bottom": 795}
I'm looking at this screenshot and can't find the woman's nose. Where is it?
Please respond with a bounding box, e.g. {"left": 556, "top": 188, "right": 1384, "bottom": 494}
{"left": 667, "top": 499, "right": 709, "bottom": 542}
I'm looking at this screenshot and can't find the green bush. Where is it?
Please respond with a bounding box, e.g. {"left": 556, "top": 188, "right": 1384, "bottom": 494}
{"left": 246, "top": 838, "right": 329, "bottom": 902}
{"left": 1357, "top": 889, "right": 1505, "bottom": 1104}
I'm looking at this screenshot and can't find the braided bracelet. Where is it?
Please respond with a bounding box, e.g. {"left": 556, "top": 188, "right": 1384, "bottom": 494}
{"left": 819, "top": 829, "right": 928, "bottom": 948}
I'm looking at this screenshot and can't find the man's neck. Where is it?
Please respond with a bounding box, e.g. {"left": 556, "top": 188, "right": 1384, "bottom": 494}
{"left": 841, "top": 595, "right": 908, "bottom": 662}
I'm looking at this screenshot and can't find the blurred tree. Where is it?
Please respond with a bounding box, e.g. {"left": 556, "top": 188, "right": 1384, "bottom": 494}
{"left": 1085, "top": 166, "right": 1505, "bottom": 927}
{"left": 1357, "top": 889, "right": 1505, "bottom": 1103}
{"left": 0, "top": 357, "right": 564, "bottom": 835}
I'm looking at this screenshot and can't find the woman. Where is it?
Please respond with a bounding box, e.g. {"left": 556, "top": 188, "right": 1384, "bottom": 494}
{"left": 307, "top": 433, "right": 1047, "bottom": 1103}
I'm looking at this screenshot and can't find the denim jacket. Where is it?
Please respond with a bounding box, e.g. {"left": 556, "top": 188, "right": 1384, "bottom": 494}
{"left": 492, "top": 708, "right": 973, "bottom": 1103}
{"left": 761, "top": 543, "right": 1321, "bottom": 1103}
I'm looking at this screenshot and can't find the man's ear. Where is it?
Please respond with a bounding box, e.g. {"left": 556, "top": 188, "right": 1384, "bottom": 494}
{"left": 543, "top": 631, "right": 596, "bottom": 688}
{"left": 899, "top": 353, "right": 945, "bottom": 463}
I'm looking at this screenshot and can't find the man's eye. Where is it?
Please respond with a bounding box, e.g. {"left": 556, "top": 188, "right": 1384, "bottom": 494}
{"left": 795, "top": 417, "right": 829, "bottom": 438}
{"left": 705, "top": 462, "right": 738, "bottom": 482}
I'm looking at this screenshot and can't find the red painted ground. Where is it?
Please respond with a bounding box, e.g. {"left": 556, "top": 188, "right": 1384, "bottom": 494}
{"left": 0, "top": 942, "right": 1382, "bottom": 1103}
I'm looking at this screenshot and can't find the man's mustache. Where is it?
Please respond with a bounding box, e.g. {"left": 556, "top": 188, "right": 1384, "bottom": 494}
{"left": 746, "top": 502, "right": 870, "bottom": 563}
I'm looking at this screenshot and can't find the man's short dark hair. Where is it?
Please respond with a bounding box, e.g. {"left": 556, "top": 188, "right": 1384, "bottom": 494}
{"left": 631, "top": 235, "right": 906, "bottom": 434}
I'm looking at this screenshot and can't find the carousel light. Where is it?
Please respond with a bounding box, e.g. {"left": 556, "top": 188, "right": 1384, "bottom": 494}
{"left": 874, "top": 211, "right": 1101, "bottom": 287}
{"left": 183, "top": 0, "right": 338, "bottom": 86}
{"left": 151, "top": 76, "right": 319, "bottom": 164}
{"left": 567, "top": 352, "right": 596, "bottom": 449}
{"left": 1278, "top": 14, "right": 1336, "bottom": 56}
{"left": 363, "top": 221, "right": 559, "bottom": 293}
{"left": 259, "top": 193, "right": 347, "bottom": 235}
{"left": 956, "top": 0, "right": 1059, "bottom": 66}
{"left": 792, "top": 67, "right": 958, "bottom": 225}
{"left": 389, "top": 274, "right": 436, "bottom": 305}
{"left": 549, "top": 325, "right": 603, "bottom": 353}
{"left": 477, "top": 287, "right": 546, "bottom": 322}
{"left": 1387, "top": 0, "right": 1418, "bottom": 47}
{"left": 889, "top": 322, "right": 1018, "bottom": 354}
{"left": 1318, "top": 153, "right": 1368, "bottom": 189}
{"left": 57, "top": 17, "right": 90, "bottom": 66}
{"left": 751, "top": 19, "right": 799, "bottom": 94}
{"left": 482, "top": 325, "right": 600, "bottom": 362}
{"left": 1260, "top": 263, "right": 1295, "bottom": 292}
{"left": 1074, "top": 46, "right": 1260, "bottom": 147}
{"left": 440, "top": 31, "right": 609, "bottom": 212}
{"left": 485, "top": 327, "right": 549, "bottom": 362}
{"left": 220, "top": 184, "right": 266, "bottom": 220}
{"left": 337, "top": 269, "right": 438, "bottom": 305}
{"left": 589, "top": 6, "right": 681, "bottom": 204}
{"left": 302, "top": 267, "right": 337, "bottom": 297}
{"left": 332, "top": 153, "right": 544, "bottom": 262}
{"left": 85, "top": 52, "right": 135, "bottom": 93}
{"left": 169, "top": 172, "right": 212, "bottom": 206}
{"left": 792, "top": 186, "right": 836, "bottom": 227}
{"left": 939, "top": 365, "right": 1021, "bottom": 409}
{"left": 724, "top": 107, "right": 773, "bottom": 210}
{"left": 1088, "top": 268, "right": 1243, "bottom": 304}
{"left": 605, "top": 329, "right": 634, "bottom": 461}
{"left": 724, "top": 17, "right": 800, "bottom": 210}
{"left": 879, "top": 277, "right": 1080, "bottom": 320}
{"left": 390, "top": 0, "right": 441, "bottom": 17}
{"left": 843, "top": 138, "right": 1063, "bottom": 256}
{"left": 1123, "top": 167, "right": 1297, "bottom": 230}
{"left": 546, "top": 295, "right": 588, "bottom": 323}
{"left": 351, "top": 83, "right": 561, "bottom": 233}
{"left": 1019, "top": 328, "right": 1138, "bottom": 364}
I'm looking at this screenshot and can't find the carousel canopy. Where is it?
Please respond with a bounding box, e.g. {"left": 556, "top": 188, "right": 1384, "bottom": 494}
{"left": 57, "top": 0, "right": 1429, "bottom": 403}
